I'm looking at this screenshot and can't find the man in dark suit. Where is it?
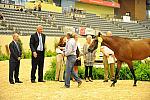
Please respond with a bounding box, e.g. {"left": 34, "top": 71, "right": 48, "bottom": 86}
{"left": 9, "top": 33, "right": 23, "bottom": 84}
{"left": 30, "top": 25, "right": 46, "bottom": 83}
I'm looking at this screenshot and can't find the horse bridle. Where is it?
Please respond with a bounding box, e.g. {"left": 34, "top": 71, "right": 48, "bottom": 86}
{"left": 98, "top": 37, "right": 103, "bottom": 43}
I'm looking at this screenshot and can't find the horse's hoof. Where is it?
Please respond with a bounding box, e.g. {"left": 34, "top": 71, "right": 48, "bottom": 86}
{"left": 133, "top": 84, "right": 137, "bottom": 86}
{"left": 110, "top": 83, "right": 115, "bottom": 87}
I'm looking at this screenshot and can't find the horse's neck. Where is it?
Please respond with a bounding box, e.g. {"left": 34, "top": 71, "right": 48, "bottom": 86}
{"left": 105, "top": 43, "right": 118, "bottom": 52}
{"left": 103, "top": 36, "right": 121, "bottom": 53}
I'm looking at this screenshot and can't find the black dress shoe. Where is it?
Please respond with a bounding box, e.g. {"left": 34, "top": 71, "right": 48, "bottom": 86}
{"left": 63, "top": 85, "right": 70, "bottom": 88}
{"left": 38, "top": 80, "right": 46, "bottom": 82}
{"left": 31, "top": 80, "right": 36, "bottom": 83}
{"left": 103, "top": 80, "right": 108, "bottom": 82}
{"left": 10, "top": 81, "right": 15, "bottom": 84}
{"left": 111, "top": 79, "right": 114, "bottom": 81}
{"left": 15, "top": 81, "right": 23, "bottom": 83}
{"left": 89, "top": 77, "right": 93, "bottom": 82}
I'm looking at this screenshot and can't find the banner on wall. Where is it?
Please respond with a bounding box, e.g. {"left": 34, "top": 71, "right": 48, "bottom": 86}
{"left": 78, "top": 0, "right": 120, "bottom": 8}
{"left": 63, "top": 26, "right": 75, "bottom": 33}
{"left": 85, "top": 28, "right": 95, "bottom": 35}
{"left": 79, "top": 27, "right": 95, "bottom": 35}
{"left": 63, "top": 26, "right": 95, "bottom": 35}
{"left": 79, "top": 27, "right": 86, "bottom": 35}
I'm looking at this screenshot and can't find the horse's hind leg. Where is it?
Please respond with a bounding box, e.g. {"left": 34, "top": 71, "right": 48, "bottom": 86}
{"left": 129, "top": 67, "right": 137, "bottom": 86}
{"left": 127, "top": 62, "right": 137, "bottom": 86}
{"left": 111, "top": 61, "right": 122, "bottom": 87}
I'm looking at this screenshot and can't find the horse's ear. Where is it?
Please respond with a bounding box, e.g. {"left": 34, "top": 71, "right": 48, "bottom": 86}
{"left": 98, "top": 32, "right": 102, "bottom": 37}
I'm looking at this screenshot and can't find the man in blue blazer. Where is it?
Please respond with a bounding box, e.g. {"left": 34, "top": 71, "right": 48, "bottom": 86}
{"left": 9, "top": 32, "right": 22, "bottom": 84}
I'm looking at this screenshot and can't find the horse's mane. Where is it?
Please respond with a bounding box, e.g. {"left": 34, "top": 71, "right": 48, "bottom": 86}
{"left": 111, "top": 36, "right": 133, "bottom": 41}
{"left": 102, "top": 36, "right": 133, "bottom": 46}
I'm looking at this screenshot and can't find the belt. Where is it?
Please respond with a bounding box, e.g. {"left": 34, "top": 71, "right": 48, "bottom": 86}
{"left": 67, "top": 55, "right": 76, "bottom": 57}
{"left": 57, "top": 53, "right": 62, "bottom": 54}
{"left": 37, "top": 51, "right": 44, "bottom": 52}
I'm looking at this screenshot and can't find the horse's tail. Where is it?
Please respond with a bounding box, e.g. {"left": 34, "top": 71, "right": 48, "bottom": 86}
{"left": 148, "top": 40, "right": 150, "bottom": 46}
{"left": 144, "top": 39, "right": 150, "bottom": 45}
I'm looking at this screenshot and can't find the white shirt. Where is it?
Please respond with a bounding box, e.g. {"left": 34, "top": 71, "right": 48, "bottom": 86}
{"left": 101, "top": 46, "right": 114, "bottom": 55}
{"left": 101, "top": 46, "right": 115, "bottom": 64}
{"left": 65, "top": 38, "right": 77, "bottom": 56}
{"left": 56, "top": 48, "right": 64, "bottom": 54}
{"left": 37, "top": 33, "right": 43, "bottom": 51}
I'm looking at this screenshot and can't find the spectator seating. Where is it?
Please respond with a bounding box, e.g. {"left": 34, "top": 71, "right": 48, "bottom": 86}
{"left": 139, "top": 19, "right": 150, "bottom": 29}
{"left": 0, "top": 8, "right": 64, "bottom": 36}
{"left": 0, "top": 8, "right": 149, "bottom": 39}
{"left": 114, "top": 21, "right": 150, "bottom": 38}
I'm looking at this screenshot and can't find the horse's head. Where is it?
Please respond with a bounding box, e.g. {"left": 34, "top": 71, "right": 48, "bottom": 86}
{"left": 88, "top": 32, "right": 103, "bottom": 52}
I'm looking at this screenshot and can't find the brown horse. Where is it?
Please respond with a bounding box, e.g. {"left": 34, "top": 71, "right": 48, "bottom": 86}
{"left": 88, "top": 32, "right": 150, "bottom": 87}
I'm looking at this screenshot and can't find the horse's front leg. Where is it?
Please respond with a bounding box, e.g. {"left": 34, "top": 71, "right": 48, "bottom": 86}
{"left": 111, "top": 68, "right": 120, "bottom": 87}
{"left": 111, "top": 61, "right": 122, "bottom": 87}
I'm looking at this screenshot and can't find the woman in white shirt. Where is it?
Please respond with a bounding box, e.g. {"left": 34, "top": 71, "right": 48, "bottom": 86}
{"left": 55, "top": 36, "right": 66, "bottom": 82}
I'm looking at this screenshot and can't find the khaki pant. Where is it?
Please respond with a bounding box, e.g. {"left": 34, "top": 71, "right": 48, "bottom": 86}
{"left": 55, "top": 54, "right": 65, "bottom": 81}
{"left": 103, "top": 55, "right": 115, "bottom": 81}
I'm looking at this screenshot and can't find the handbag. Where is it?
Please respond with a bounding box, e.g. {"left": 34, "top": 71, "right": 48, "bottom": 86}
{"left": 76, "top": 58, "right": 81, "bottom": 66}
